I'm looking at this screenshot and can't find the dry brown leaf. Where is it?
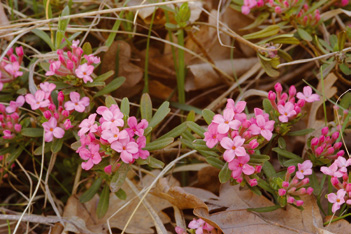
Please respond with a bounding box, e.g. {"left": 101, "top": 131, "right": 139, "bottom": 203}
{"left": 62, "top": 183, "right": 172, "bottom": 234}
{"left": 101, "top": 41, "right": 143, "bottom": 98}
{"left": 0, "top": 3, "right": 13, "bottom": 41}
{"left": 149, "top": 80, "right": 177, "bottom": 101}
{"left": 191, "top": 183, "right": 337, "bottom": 234}
{"left": 323, "top": 217, "right": 351, "bottom": 233}
{"left": 192, "top": 166, "right": 221, "bottom": 194}
{"left": 154, "top": 178, "right": 208, "bottom": 210}
{"left": 185, "top": 58, "right": 257, "bottom": 91}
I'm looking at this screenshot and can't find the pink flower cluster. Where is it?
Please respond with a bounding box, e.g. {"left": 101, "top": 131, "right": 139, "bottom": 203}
{"left": 175, "top": 218, "right": 217, "bottom": 234}
{"left": 204, "top": 99, "right": 274, "bottom": 184}
{"left": 295, "top": 4, "right": 320, "bottom": 27}
{"left": 268, "top": 83, "right": 319, "bottom": 123}
{"left": 0, "top": 96, "right": 24, "bottom": 139}
{"left": 77, "top": 104, "right": 149, "bottom": 170}
{"left": 45, "top": 40, "right": 100, "bottom": 83}
{"left": 321, "top": 157, "right": 351, "bottom": 213}
{"left": 309, "top": 127, "right": 344, "bottom": 161}
{"left": 25, "top": 82, "right": 90, "bottom": 142}
{"left": 0, "top": 46, "right": 24, "bottom": 91}
{"left": 277, "top": 160, "right": 313, "bottom": 207}
{"left": 241, "top": 0, "right": 267, "bottom": 15}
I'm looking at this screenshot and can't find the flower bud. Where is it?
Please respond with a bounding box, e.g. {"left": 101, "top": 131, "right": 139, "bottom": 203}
{"left": 297, "top": 99, "right": 305, "bottom": 107}
{"left": 321, "top": 127, "right": 329, "bottom": 136}
{"left": 311, "top": 138, "right": 319, "bottom": 146}
{"left": 332, "top": 132, "right": 339, "bottom": 140}
{"left": 274, "top": 83, "right": 282, "bottom": 93}
{"left": 43, "top": 111, "right": 52, "bottom": 119}
{"left": 249, "top": 139, "right": 259, "bottom": 149}
{"left": 278, "top": 188, "right": 286, "bottom": 196}
{"left": 58, "top": 91, "right": 65, "bottom": 103}
{"left": 307, "top": 187, "right": 314, "bottom": 195}
{"left": 287, "top": 196, "right": 295, "bottom": 203}
{"left": 337, "top": 150, "right": 345, "bottom": 157}
{"left": 282, "top": 181, "right": 289, "bottom": 188}
{"left": 289, "top": 85, "right": 296, "bottom": 97}
{"left": 268, "top": 91, "right": 276, "bottom": 101}
{"left": 14, "top": 124, "right": 21, "bottom": 132}
{"left": 331, "top": 177, "right": 339, "bottom": 186}
{"left": 287, "top": 166, "right": 296, "bottom": 174}
{"left": 315, "top": 146, "right": 324, "bottom": 156}
{"left": 275, "top": 6, "right": 282, "bottom": 13}
{"left": 249, "top": 179, "right": 258, "bottom": 187}
{"left": 296, "top": 200, "right": 304, "bottom": 206}
{"left": 302, "top": 178, "right": 309, "bottom": 185}
{"left": 255, "top": 165, "right": 262, "bottom": 173}
{"left": 299, "top": 188, "right": 306, "bottom": 194}
{"left": 64, "top": 119, "right": 73, "bottom": 130}
{"left": 334, "top": 142, "right": 342, "bottom": 149}
{"left": 104, "top": 165, "right": 112, "bottom": 175}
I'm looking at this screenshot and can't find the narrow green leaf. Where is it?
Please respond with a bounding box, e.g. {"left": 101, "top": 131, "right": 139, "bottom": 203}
{"left": 257, "top": 179, "right": 275, "bottom": 194}
{"left": 105, "top": 13, "right": 123, "bottom": 47}
{"left": 83, "top": 81, "right": 105, "bottom": 87}
{"left": 79, "top": 178, "right": 102, "bottom": 203}
{"left": 171, "top": 102, "right": 202, "bottom": 114}
{"left": 32, "top": 29, "right": 54, "bottom": 50}
{"left": 93, "top": 77, "right": 126, "bottom": 98}
{"left": 97, "top": 185, "right": 110, "bottom": 219}
{"left": 262, "top": 99, "right": 273, "bottom": 115}
{"left": 51, "top": 138, "right": 64, "bottom": 153}
{"left": 147, "top": 157, "right": 165, "bottom": 169}
{"left": 120, "top": 97, "right": 130, "bottom": 118}
{"left": 273, "top": 148, "right": 301, "bottom": 160}
{"left": 110, "top": 163, "right": 130, "bottom": 193}
{"left": 219, "top": 163, "right": 231, "bottom": 183}
{"left": 115, "top": 188, "right": 127, "bottom": 200}
{"left": 206, "top": 157, "right": 224, "bottom": 169}
{"left": 186, "top": 110, "right": 196, "bottom": 122}
{"left": 82, "top": 42, "right": 92, "bottom": 55}
{"left": 258, "top": 53, "right": 280, "bottom": 77}
{"left": 262, "top": 161, "right": 276, "bottom": 178}
{"left": 287, "top": 128, "right": 315, "bottom": 136}
{"left": 143, "top": 137, "right": 174, "bottom": 151}
{"left": 247, "top": 205, "right": 281, "bottom": 212}
{"left": 244, "top": 25, "right": 280, "bottom": 40}
{"left": 241, "top": 12, "right": 269, "bottom": 30}
{"left": 158, "top": 122, "right": 187, "bottom": 140}
{"left": 105, "top": 95, "right": 117, "bottom": 107}
{"left": 186, "top": 121, "right": 205, "bottom": 138}
{"left": 93, "top": 70, "right": 114, "bottom": 83}
{"left": 249, "top": 154, "right": 270, "bottom": 164}
{"left": 149, "top": 101, "right": 170, "bottom": 128}
{"left": 282, "top": 158, "right": 303, "bottom": 167}
{"left": 21, "top": 128, "right": 43, "bottom": 137}
{"left": 197, "top": 150, "right": 220, "bottom": 158}
{"left": 71, "top": 141, "right": 81, "bottom": 151}
{"left": 0, "top": 146, "right": 14, "bottom": 155}
{"left": 309, "top": 171, "right": 321, "bottom": 195}
{"left": 7, "top": 147, "right": 23, "bottom": 163}
{"left": 297, "top": 28, "right": 312, "bottom": 41}
{"left": 140, "top": 93, "right": 153, "bottom": 122}
{"left": 278, "top": 137, "right": 286, "bottom": 149}
{"left": 34, "top": 142, "right": 52, "bottom": 155}
{"left": 202, "top": 109, "right": 215, "bottom": 125}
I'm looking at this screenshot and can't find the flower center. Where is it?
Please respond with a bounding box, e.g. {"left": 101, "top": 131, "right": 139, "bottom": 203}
{"left": 83, "top": 72, "right": 87, "bottom": 75}
{"left": 337, "top": 199, "right": 340, "bottom": 202}
{"left": 122, "top": 146, "right": 126, "bottom": 150}
{"left": 114, "top": 134, "right": 117, "bottom": 138}
{"left": 50, "top": 128, "right": 53, "bottom": 132}
{"left": 284, "top": 112, "right": 288, "bottom": 116}
{"left": 75, "top": 102, "right": 78, "bottom": 105}
{"left": 301, "top": 169, "right": 304, "bottom": 173}
{"left": 232, "top": 146, "right": 236, "bottom": 150}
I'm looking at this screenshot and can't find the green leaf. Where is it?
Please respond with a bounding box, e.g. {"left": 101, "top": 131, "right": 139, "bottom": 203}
{"left": 309, "top": 171, "right": 321, "bottom": 196}
{"left": 7, "top": 147, "right": 23, "bottom": 163}
{"left": 202, "top": 109, "right": 215, "bottom": 125}
{"left": 243, "top": 25, "right": 280, "bottom": 40}
{"left": 249, "top": 154, "right": 270, "bottom": 164}
{"left": 282, "top": 158, "right": 304, "bottom": 167}
{"left": 105, "top": 12, "right": 123, "bottom": 47}
{"left": 339, "top": 63, "right": 351, "bottom": 75}
{"left": 278, "top": 49, "right": 293, "bottom": 62}
{"left": 143, "top": 137, "right": 174, "bottom": 151}
{"left": 105, "top": 95, "right": 117, "bottom": 107}
{"left": 147, "top": 157, "right": 165, "bottom": 169}
{"left": 110, "top": 163, "right": 130, "bottom": 193}
{"left": 120, "top": 97, "right": 130, "bottom": 118}
{"left": 297, "top": 28, "right": 312, "bottom": 41}
{"left": 287, "top": 128, "right": 315, "bottom": 136}
{"left": 258, "top": 53, "right": 280, "bottom": 77}
{"left": 97, "top": 185, "right": 110, "bottom": 219}
{"left": 115, "top": 188, "right": 127, "bottom": 200}
{"left": 219, "top": 163, "right": 231, "bottom": 183}
{"left": 82, "top": 42, "right": 92, "bottom": 55}
{"left": 32, "top": 29, "right": 54, "bottom": 50}
{"left": 21, "top": 128, "right": 43, "bottom": 137}
{"left": 140, "top": 93, "right": 153, "bottom": 122}
{"left": 262, "top": 99, "right": 273, "bottom": 115}
{"left": 272, "top": 148, "right": 301, "bottom": 160}
{"left": 34, "top": 142, "right": 52, "bottom": 155}
{"left": 257, "top": 179, "right": 275, "bottom": 194}
{"left": 278, "top": 137, "right": 286, "bottom": 149}
{"left": 262, "top": 161, "right": 276, "bottom": 178}
{"left": 79, "top": 178, "right": 102, "bottom": 203}
{"left": 55, "top": 5, "right": 70, "bottom": 49}
{"left": 51, "top": 138, "right": 64, "bottom": 153}
{"left": 206, "top": 157, "right": 224, "bottom": 169}
{"left": 158, "top": 122, "right": 187, "bottom": 140}
{"left": 186, "top": 121, "right": 205, "bottom": 138}
{"left": 247, "top": 205, "right": 281, "bottom": 212}
{"left": 93, "top": 70, "right": 114, "bottom": 83}
{"left": 241, "top": 12, "right": 269, "bottom": 31}
{"left": 83, "top": 81, "right": 105, "bottom": 87}
{"left": 170, "top": 102, "right": 202, "bottom": 114}
{"left": 93, "top": 77, "right": 126, "bottom": 98}
{"left": 149, "top": 101, "right": 170, "bottom": 128}
{"left": 0, "top": 146, "right": 14, "bottom": 156}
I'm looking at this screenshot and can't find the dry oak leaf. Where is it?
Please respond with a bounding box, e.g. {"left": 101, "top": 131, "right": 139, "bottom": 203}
{"left": 63, "top": 183, "right": 172, "bottom": 234}
{"left": 191, "top": 183, "right": 338, "bottom": 234}
{"left": 154, "top": 177, "right": 208, "bottom": 210}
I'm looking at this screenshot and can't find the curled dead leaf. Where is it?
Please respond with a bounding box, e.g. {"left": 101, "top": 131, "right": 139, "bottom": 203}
{"left": 0, "top": 3, "right": 13, "bottom": 41}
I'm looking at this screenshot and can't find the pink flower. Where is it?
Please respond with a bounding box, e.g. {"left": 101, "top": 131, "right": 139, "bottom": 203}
{"left": 111, "top": 139, "right": 138, "bottom": 163}
{"left": 64, "top": 92, "right": 90, "bottom": 112}
{"left": 296, "top": 160, "right": 313, "bottom": 179}
{"left": 39, "top": 82, "right": 56, "bottom": 99}
{"left": 42, "top": 117, "right": 65, "bottom": 142}
{"left": 175, "top": 226, "right": 186, "bottom": 234}
{"left": 228, "top": 155, "right": 255, "bottom": 179}
{"left": 321, "top": 163, "right": 343, "bottom": 178}
{"left": 45, "top": 61, "right": 61, "bottom": 76}
{"left": 84, "top": 54, "right": 101, "bottom": 64}
{"left": 335, "top": 157, "right": 351, "bottom": 174}
{"left": 101, "top": 108, "right": 124, "bottom": 130}
{"left": 5, "top": 95, "right": 24, "bottom": 113}
{"left": 328, "top": 189, "right": 346, "bottom": 213}
{"left": 296, "top": 86, "right": 320, "bottom": 103}
{"left": 278, "top": 102, "right": 296, "bottom": 122}
{"left": 249, "top": 115, "right": 275, "bottom": 141}
{"left": 78, "top": 113, "right": 98, "bottom": 136}
{"left": 212, "top": 109, "right": 241, "bottom": 134}
{"left": 25, "top": 90, "right": 51, "bottom": 110}
{"left": 4, "top": 62, "right": 23, "bottom": 78}
{"left": 204, "top": 123, "right": 225, "bottom": 148}
{"left": 101, "top": 127, "right": 128, "bottom": 143}
{"left": 75, "top": 63, "right": 94, "bottom": 83}
{"left": 79, "top": 143, "right": 102, "bottom": 170}
{"left": 188, "top": 218, "right": 215, "bottom": 233}
{"left": 135, "top": 136, "right": 150, "bottom": 160}
{"left": 220, "top": 136, "right": 246, "bottom": 162}
{"left": 127, "top": 117, "right": 148, "bottom": 137}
